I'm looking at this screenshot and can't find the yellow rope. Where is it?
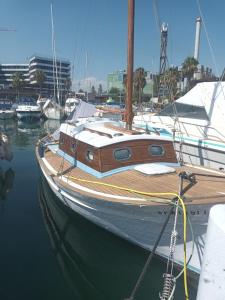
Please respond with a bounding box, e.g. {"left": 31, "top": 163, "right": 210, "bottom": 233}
{"left": 64, "top": 175, "right": 189, "bottom": 299}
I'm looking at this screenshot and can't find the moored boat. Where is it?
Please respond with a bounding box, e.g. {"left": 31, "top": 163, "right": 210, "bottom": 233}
{"left": 42, "top": 98, "right": 65, "bottom": 120}
{"left": 134, "top": 81, "right": 225, "bottom": 171}
{"left": 15, "top": 97, "right": 41, "bottom": 121}
{"left": 35, "top": 0, "right": 225, "bottom": 285}
{"left": 64, "top": 96, "right": 80, "bottom": 117}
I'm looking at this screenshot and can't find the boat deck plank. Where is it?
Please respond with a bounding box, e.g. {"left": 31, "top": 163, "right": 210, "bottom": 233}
{"left": 43, "top": 150, "right": 225, "bottom": 205}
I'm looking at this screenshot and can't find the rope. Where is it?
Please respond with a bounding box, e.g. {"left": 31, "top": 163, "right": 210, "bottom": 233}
{"left": 64, "top": 174, "right": 189, "bottom": 299}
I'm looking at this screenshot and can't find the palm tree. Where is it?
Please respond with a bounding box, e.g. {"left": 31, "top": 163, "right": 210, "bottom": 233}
{"left": 123, "top": 73, "right": 127, "bottom": 92}
{"left": 12, "top": 72, "right": 24, "bottom": 98}
{"left": 133, "top": 67, "right": 147, "bottom": 106}
{"left": 182, "top": 57, "right": 198, "bottom": 91}
{"left": 163, "top": 67, "right": 180, "bottom": 101}
{"left": 34, "top": 70, "right": 46, "bottom": 96}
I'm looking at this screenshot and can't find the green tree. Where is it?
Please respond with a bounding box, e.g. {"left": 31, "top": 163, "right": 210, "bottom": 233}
{"left": 109, "top": 87, "right": 120, "bottom": 95}
{"left": 123, "top": 73, "right": 127, "bottom": 92}
{"left": 182, "top": 57, "right": 198, "bottom": 91}
{"left": 163, "top": 67, "right": 180, "bottom": 101}
{"left": 153, "top": 74, "right": 160, "bottom": 97}
{"left": 133, "top": 67, "right": 147, "bottom": 106}
{"left": 12, "top": 72, "right": 24, "bottom": 98}
{"left": 34, "top": 70, "right": 46, "bottom": 95}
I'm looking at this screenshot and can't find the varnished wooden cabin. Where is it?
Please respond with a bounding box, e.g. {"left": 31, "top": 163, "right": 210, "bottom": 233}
{"left": 58, "top": 121, "right": 178, "bottom": 175}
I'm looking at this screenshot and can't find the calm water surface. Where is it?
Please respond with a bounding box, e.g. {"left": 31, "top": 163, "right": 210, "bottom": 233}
{"left": 0, "top": 119, "right": 197, "bottom": 300}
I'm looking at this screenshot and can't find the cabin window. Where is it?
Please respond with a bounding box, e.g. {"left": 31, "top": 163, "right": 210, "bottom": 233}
{"left": 114, "top": 148, "right": 131, "bottom": 161}
{"left": 70, "top": 142, "right": 76, "bottom": 153}
{"left": 149, "top": 145, "right": 165, "bottom": 156}
{"left": 86, "top": 150, "right": 94, "bottom": 161}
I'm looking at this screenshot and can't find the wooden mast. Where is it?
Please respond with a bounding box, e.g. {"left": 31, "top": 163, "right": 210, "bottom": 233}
{"left": 126, "top": 0, "right": 135, "bottom": 130}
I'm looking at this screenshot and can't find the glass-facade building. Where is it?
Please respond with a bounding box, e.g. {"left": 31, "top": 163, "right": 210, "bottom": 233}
{"left": 107, "top": 70, "right": 125, "bottom": 92}
{"left": 107, "top": 70, "right": 155, "bottom": 97}
{"left": 29, "top": 56, "right": 70, "bottom": 94}
{"left": 0, "top": 55, "right": 71, "bottom": 95}
{"left": 0, "top": 64, "right": 29, "bottom": 88}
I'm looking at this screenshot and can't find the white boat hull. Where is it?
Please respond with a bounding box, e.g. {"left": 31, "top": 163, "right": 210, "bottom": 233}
{"left": 39, "top": 161, "right": 209, "bottom": 277}
{"left": 174, "top": 140, "right": 225, "bottom": 171}
{"left": 43, "top": 107, "right": 64, "bottom": 120}
{"left": 134, "top": 116, "right": 225, "bottom": 171}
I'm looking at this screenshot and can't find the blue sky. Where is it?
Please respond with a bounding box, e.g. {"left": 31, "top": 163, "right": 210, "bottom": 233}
{"left": 0, "top": 0, "right": 224, "bottom": 90}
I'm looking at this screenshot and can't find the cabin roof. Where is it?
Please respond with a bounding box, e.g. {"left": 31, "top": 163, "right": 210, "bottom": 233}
{"left": 60, "top": 121, "right": 173, "bottom": 148}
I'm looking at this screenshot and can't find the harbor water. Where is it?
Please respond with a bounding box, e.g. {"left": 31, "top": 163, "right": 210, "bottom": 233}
{"left": 0, "top": 119, "right": 197, "bottom": 300}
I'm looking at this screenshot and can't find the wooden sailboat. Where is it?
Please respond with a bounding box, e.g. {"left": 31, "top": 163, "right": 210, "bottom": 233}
{"left": 36, "top": 0, "right": 225, "bottom": 280}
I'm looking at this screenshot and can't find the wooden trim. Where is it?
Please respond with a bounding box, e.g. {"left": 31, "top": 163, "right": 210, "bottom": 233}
{"left": 84, "top": 127, "right": 113, "bottom": 138}
{"left": 105, "top": 123, "right": 142, "bottom": 135}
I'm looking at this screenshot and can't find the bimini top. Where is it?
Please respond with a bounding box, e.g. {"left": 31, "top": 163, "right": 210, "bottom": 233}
{"left": 158, "top": 81, "right": 225, "bottom": 122}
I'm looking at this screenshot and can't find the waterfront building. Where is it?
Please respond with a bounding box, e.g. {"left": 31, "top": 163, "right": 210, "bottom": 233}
{"left": 107, "top": 70, "right": 125, "bottom": 92}
{"left": 0, "top": 55, "right": 71, "bottom": 98}
{"left": 143, "top": 71, "right": 154, "bottom": 97}
{"left": 0, "top": 64, "right": 29, "bottom": 89}
{"left": 29, "top": 55, "right": 71, "bottom": 96}
{"left": 107, "top": 69, "right": 155, "bottom": 98}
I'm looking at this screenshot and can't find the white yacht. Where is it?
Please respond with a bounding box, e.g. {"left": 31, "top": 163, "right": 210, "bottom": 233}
{"left": 134, "top": 81, "right": 225, "bottom": 171}
{"left": 42, "top": 98, "right": 65, "bottom": 120}
{"left": 15, "top": 97, "right": 41, "bottom": 121}
{"left": 64, "top": 97, "right": 80, "bottom": 117}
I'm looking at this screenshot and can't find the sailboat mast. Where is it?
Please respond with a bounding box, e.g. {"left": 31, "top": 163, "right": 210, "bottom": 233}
{"left": 50, "top": 3, "right": 56, "bottom": 100}
{"left": 126, "top": 0, "right": 135, "bottom": 130}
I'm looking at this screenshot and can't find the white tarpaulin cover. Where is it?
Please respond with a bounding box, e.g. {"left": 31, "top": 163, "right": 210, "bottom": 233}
{"left": 67, "top": 100, "right": 97, "bottom": 122}
{"left": 134, "top": 163, "right": 175, "bottom": 175}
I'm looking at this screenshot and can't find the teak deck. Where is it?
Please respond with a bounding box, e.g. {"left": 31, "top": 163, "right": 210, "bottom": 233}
{"left": 38, "top": 149, "right": 225, "bottom": 206}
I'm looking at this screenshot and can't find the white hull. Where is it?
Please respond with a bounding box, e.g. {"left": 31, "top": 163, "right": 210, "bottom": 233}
{"left": 197, "top": 205, "right": 225, "bottom": 299}
{"left": 39, "top": 161, "right": 210, "bottom": 276}
{"left": 134, "top": 116, "right": 225, "bottom": 171}
{"left": 43, "top": 107, "right": 64, "bottom": 120}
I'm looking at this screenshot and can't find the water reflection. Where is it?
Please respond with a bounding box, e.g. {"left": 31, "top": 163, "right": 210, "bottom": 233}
{"left": 0, "top": 119, "right": 17, "bottom": 136}
{"left": 43, "top": 119, "right": 61, "bottom": 135}
{"left": 17, "top": 119, "right": 43, "bottom": 133}
{"left": 39, "top": 176, "right": 183, "bottom": 300}
{"left": 0, "top": 168, "right": 14, "bottom": 200}
{"left": 0, "top": 167, "right": 14, "bottom": 215}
